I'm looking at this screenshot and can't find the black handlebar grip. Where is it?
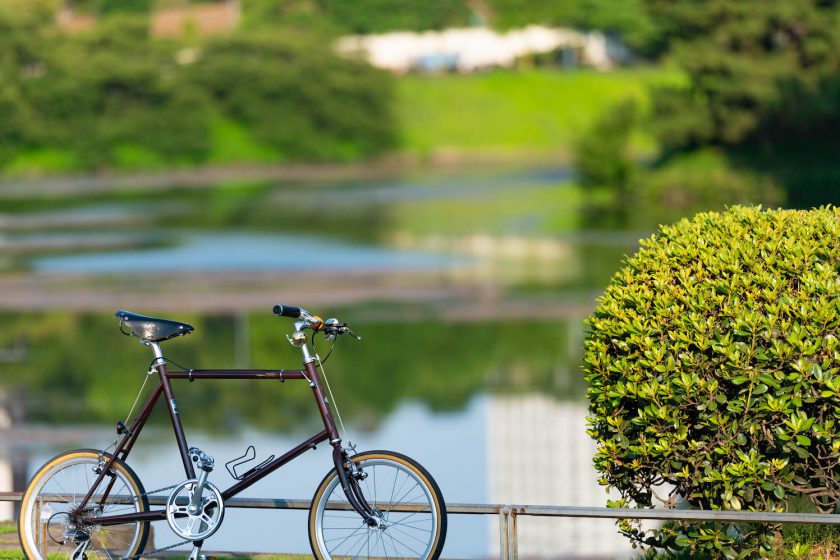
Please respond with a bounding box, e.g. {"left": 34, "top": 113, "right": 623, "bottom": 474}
{"left": 273, "top": 305, "right": 302, "bottom": 318}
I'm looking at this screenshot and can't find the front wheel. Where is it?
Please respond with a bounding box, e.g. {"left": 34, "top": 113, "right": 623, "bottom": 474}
{"left": 308, "top": 450, "right": 447, "bottom": 559}
{"left": 18, "top": 449, "right": 150, "bottom": 560}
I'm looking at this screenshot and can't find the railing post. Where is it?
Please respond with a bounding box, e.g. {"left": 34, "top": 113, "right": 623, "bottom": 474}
{"left": 499, "top": 505, "right": 518, "bottom": 559}
{"left": 499, "top": 505, "right": 509, "bottom": 559}
{"left": 511, "top": 507, "right": 518, "bottom": 560}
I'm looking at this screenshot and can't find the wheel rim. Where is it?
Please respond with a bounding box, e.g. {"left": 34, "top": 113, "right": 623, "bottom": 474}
{"left": 21, "top": 454, "right": 145, "bottom": 560}
{"left": 314, "top": 458, "right": 439, "bottom": 559}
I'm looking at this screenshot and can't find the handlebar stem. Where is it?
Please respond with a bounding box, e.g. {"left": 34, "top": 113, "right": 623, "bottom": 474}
{"left": 293, "top": 321, "right": 317, "bottom": 364}
{"left": 299, "top": 339, "right": 315, "bottom": 364}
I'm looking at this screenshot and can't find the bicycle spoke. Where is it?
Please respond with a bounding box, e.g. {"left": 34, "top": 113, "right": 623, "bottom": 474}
{"left": 332, "top": 528, "right": 368, "bottom": 555}
{"left": 312, "top": 454, "right": 442, "bottom": 559}
{"left": 383, "top": 529, "right": 422, "bottom": 557}
{"left": 325, "top": 523, "right": 366, "bottom": 547}
{"left": 385, "top": 475, "right": 413, "bottom": 515}
{"left": 377, "top": 531, "right": 390, "bottom": 560}
{"left": 23, "top": 454, "right": 147, "bottom": 560}
{"left": 389, "top": 524, "right": 432, "bottom": 547}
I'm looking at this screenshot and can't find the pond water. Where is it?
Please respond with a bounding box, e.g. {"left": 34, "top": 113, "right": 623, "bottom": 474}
{"left": 0, "top": 165, "right": 649, "bottom": 559}
{"left": 34, "top": 232, "right": 466, "bottom": 273}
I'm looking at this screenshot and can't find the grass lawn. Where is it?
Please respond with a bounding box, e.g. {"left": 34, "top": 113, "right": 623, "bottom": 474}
{"left": 396, "top": 66, "right": 685, "bottom": 158}
{"left": 387, "top": 180, "right": 586, "bottom": 236}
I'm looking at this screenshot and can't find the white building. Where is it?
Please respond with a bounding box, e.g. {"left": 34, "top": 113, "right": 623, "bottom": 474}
{"left": 336, "top": 25, "right": 628, "bottom": 73}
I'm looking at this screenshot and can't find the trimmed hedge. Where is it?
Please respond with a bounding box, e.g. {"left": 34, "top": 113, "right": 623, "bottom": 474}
{"left": 585, "top": 206, "right": 840, "bottom": 558}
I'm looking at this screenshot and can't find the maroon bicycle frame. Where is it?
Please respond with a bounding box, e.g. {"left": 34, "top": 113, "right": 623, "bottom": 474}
{"left": 77, "top": 358, "right": 373, "bottom": 527}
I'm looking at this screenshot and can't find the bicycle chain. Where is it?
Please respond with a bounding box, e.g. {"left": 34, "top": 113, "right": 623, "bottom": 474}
{"left": 105, "top": 481, "right": 188, "bottom": 560}
{"left": 123, "top": 537, "right": 191, "bottom": 560}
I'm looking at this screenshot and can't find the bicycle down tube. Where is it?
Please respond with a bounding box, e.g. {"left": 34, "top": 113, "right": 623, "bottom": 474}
{"left": 82, "top": 347, "right": 362, "bottom": 527}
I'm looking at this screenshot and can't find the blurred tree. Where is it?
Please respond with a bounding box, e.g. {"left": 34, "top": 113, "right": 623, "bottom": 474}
{"left": 644, "top": 0, "right": 840, "bottom": 205}
{"left": 17, "top": 16, "right": 212, "bottom": 168}
{"left": 317, "top": 0, "right": 472, "bottom": 33}
{"left": 0, "top": 2, "right": 61, "bottom": 166}
{"left": 574, "top": 99, "right": 638, "bottom": 202}
{"left": 98, "top": 0, "right": 152, "bottom": 16}
{"left": 487, "top": 0, "right": 658, "bottom": 53}
{"left": 0, "top": 7, "right": 398, "bottom": 173}
{"left": 239, "top": 0, "right": 471, "bottom": 34}
{"left": 189, "top": 32, "right": 397, "bottom": 161}
{"left": 646, "top": 1, "right": 840, "bottom": 150}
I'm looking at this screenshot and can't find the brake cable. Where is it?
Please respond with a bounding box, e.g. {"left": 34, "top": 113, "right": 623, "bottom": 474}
{"left": 312, "top": 332, "right": 355, "bottom": 452}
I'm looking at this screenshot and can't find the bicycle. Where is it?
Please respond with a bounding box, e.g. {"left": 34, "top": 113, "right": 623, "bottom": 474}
{"left": 17, "top": 305, "right": 447, "bottom": 560}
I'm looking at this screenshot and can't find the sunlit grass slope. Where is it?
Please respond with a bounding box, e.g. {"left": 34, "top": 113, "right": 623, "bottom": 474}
{"left": 396, "top": 67, "right": 684, "bottom": 158}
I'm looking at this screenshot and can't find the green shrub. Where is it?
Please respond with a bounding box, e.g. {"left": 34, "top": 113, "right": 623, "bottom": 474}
{"left": 585, "top": 205, "right": 840, "bottom": 558}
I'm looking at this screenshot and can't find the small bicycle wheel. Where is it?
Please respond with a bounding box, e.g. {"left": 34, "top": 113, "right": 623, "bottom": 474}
{"left": 18, "top": 449, "right": 150, "bottom": 560}
{"left": 308, "top": 450, "right": 447, "bottom": 559}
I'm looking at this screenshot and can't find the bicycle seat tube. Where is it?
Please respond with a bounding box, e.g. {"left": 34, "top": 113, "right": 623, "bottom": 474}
{"left": 149, "top": 341, "right": 196, "bottom": 479}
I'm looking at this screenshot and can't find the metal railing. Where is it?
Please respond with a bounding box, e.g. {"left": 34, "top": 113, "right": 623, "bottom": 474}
{"left": 4, "top": 491, "right": 840, "bottom": 559}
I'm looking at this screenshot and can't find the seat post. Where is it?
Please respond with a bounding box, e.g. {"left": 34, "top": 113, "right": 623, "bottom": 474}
{"left": 148, "top": 339, "right": 196, "bottom": 478}
{"left": 149, "top": 341, "right": 164, "bottom": 362}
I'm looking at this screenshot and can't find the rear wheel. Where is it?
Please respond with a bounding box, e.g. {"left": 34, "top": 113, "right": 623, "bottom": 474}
{"left": 18, "top": 449, "right": 150, "bottom": 560}
{"left": 308, "top": 450, "right": 447, "bottom": 559}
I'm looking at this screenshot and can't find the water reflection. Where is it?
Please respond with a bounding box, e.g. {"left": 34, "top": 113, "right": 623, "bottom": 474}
{"left": 0, "top": 311, "right": 584, "bottom": 426}
{"left": 0, "top": 165, "right": 649, "bottom": 557}
{"left": 34, "top": 232, "right": 466, "bottom": 273}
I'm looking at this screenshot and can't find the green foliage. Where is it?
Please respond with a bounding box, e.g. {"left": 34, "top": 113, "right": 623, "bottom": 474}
{"left": 240, "top": 0, "right": 473, "bottom": 34}
{"left": 575, "top": 99, "right": 638, "bottom": 198}
{"left": 646, "top": 1, "right": 840, "bottom": 150}
{"left": 1, "top": 14, "right": 211, "bottom": 170}
{"left": 640, "top": 1, "right": 840, "bottom": 207}
{"left": 239, "top": 0, "right": 654, "bottom": 42}
{"left": 317, "top": 0, "right": 472, "bottom": 33}
{"left": 585, "top": 206, "right": 840, "bottom": 558}
{"left": 189, "top": 32, "right": 397, "bottom": 161}
{"left": 0, "top": 11, "right": 398, "bottom": 174}
{"left": 627, "top": 149, "right": 785, "bottom": 228}
{"left": 98, "top": 0, "right": 152, "bottom": 16}
{"left": 487, "top": 0, "right": 658, "bottom": 51}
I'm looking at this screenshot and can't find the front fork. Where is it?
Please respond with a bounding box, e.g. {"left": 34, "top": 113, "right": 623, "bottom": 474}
{"left": 331, "top": 445, "right": 379, "bottom": 526}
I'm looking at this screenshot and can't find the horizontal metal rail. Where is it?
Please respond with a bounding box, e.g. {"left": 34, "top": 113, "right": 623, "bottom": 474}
{"left": 3, "top": 491, "right": 838, "bottom": 523}
{"left": 4, "top": 491, "right": 840, "bottom": 559}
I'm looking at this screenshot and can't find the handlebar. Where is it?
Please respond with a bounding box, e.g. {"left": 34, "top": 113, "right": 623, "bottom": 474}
{"left": 273, "top": 304, "right": 360, "bottom": 341}
{"left": 273, "top": 304, "right": 303, "bottom": 319}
